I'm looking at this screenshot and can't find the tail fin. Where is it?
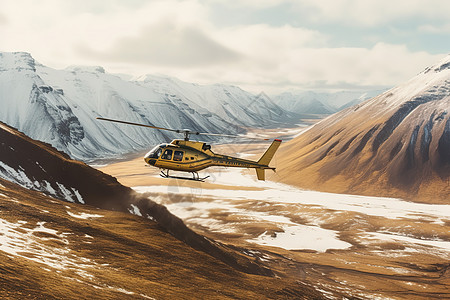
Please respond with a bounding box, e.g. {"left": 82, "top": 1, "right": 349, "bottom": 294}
{"left": 255, "top": 139, "right": 282, "bottom": 181}
{"left": 258, "top": 139, "right": 282, "bottom": 166}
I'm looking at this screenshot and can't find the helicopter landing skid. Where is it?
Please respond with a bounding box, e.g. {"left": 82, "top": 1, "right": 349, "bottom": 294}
{"left": 160, "top": 170, "right": 210, "bottom": 182}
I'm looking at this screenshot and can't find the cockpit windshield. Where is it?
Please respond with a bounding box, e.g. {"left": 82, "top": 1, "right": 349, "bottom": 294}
{"left": 144, "top": 144, "right": 165, "bottom": 159}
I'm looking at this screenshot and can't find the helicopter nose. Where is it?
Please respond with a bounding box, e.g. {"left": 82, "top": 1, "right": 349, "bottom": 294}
{"left": 145, "top": 158, "right": 157, "bottom": 166}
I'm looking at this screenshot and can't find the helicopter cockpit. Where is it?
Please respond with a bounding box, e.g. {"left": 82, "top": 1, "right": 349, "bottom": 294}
{"left": 144, "top": 144, "right": 167, "bottom": 159}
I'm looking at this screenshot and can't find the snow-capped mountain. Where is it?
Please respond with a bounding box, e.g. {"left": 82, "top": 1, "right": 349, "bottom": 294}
{"left": 276, "top": 55, "right": 450, "bottom": 203}
{"left": 135, "top": 75, "right": 291, "bottom": 128}
{"left": 0, "top": 52, "right": 293, "bottom": 161}
{"left": 274, "top": 89, "right": 386, "bottom": 115}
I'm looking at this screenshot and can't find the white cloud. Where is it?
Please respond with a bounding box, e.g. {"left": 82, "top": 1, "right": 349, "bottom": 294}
{"left": 216, "top": 24, "right": 326, "bottom": 70}
{"left": 283, "top": 43, "right": 440, "bottom": 87}
{"left": 80, "top": 21, "right": 242, "bottom": 67}
{"left": 188, "top": 42, "right": 444, "bottom": 94}
{"left": 0, "top": 0, "right": 210, "bottom": 67}
{"left": 0, "top": 0, "right": 447, "bottom": 94}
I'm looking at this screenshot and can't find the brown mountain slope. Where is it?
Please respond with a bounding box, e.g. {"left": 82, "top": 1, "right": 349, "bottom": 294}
{"left": 0, "top": 178, "right": 323, "bottom": 299}
{"left": 276, "top": 56, "right": 450, "bottom": 204}
{"left": 0, "top": 121, "right": 272, "bottom": 276}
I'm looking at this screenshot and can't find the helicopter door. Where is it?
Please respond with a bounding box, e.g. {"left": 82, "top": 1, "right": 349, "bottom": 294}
{"left": 161, "top": 149, "right": 173, "bottom": 160}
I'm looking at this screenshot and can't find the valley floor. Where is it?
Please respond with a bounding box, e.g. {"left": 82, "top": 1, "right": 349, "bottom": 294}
{"left": 99, "top": 138, "right": 450, "bottom": 300}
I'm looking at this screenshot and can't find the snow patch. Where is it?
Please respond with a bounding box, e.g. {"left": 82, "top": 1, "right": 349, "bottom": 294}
{"left": 0, "top": 218, "right": 98, "bottom": 270}
{"left": 134, "top": 181, "right": 450, "bottom": 224}
{"left": 363, "top": 232, "right": 450, "bottom": 252}
{"left": 0, "top": 162, "right": 84, "bottom": 204}
{"left": 67, "top": 211, "right": 103, "bottom": 219}
{"left": 72, "top": 188, "right": 84, "bottom": 204}
{"left": 0, "top": 161, "right": 34, "bottom": 188}
{"left": 128, "top": 204, "right": 142, "bottom": 216}
{"left": 56, "top": 182, "right": 75, "bottom": 203}
{"left": 35, "top": 161, "right": 46, "bottom": 173}
{"left": 43, "top": 180, "right": 57, "bottom": 195}
{"left": 248, "top": 225, "right": 351, "bottom": 252}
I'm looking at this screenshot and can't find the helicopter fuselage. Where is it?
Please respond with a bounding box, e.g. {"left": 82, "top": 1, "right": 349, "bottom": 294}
{"left": 144, "top": 139, "right": 273, "bottom": 173}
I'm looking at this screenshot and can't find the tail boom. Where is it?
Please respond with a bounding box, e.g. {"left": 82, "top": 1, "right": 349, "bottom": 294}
{"left": 210, "top": 139, "right": 282, "bottom": 181}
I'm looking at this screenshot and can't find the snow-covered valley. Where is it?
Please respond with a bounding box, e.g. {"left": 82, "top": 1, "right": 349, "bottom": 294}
{"left": 132, "top": 167, "right": 450, "bottom": 255}
{"left": 99, "top": 141, "right": 450, "bottom": 299}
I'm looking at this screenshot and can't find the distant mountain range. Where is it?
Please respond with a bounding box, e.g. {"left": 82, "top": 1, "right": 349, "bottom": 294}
{"left": 0, "top": 52, "right": 297, "bottom": 161}
{"left": 273, "top": 89, "right": 386, "bottom": 115}
{"left": 276, "top": 55, "right": 450, "bottom": 203}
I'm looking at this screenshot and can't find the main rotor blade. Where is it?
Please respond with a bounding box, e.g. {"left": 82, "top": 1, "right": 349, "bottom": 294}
{"left": 96, "top": 117, "right": 180, "bottom": 133}
{"left": 196, "top": 132, "right": 239, "bottom": 138}
{"left": 96, "top": 117, "right": 263, "bottom": 140}
{"left": 195, "top": 132, "right": 269, "bottom": 140}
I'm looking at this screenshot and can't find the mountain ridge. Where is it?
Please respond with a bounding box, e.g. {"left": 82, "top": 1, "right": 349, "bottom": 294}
{"left": 276, "top": 54, "right": 450, "bottom": 203}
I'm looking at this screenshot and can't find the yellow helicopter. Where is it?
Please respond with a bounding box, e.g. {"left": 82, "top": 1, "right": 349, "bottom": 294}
{"left": 97, "top": 117, "right": 282, "bottom": 181}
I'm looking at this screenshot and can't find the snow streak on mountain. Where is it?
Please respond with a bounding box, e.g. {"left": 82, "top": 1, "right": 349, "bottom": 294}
{"left": 277, "top": 54, "right": 450, "bottom": 203}
{"left": 0, "top": 52, "right": 292, "bottom": 161}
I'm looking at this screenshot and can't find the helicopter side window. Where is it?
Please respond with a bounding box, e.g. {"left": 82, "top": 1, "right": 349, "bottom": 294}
{"left": 173, "top": 151, "right": 184, "bottom": 161}
{"left": 161, "top": 149, "right": 173, "bottom": 160}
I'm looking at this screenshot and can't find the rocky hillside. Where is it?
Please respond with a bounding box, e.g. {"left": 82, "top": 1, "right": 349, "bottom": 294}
{"left": 276, "top": 55, "right": 450, "bottom": 203}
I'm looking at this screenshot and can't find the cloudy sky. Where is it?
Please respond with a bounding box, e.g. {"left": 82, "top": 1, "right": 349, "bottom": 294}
{"left": 1, "top": 0, "right": 449, "bottom": 94}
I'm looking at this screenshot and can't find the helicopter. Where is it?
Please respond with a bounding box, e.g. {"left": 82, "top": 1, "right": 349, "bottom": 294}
{"left": 97, "top": 117, "right": 282, "bottom": 182}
